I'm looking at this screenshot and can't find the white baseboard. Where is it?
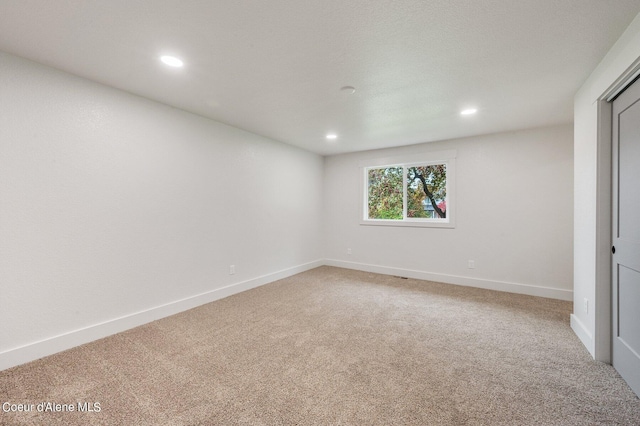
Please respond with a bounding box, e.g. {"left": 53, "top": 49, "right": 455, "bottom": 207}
{"left": 1, "top": 258, "right": 575, "bottom": 371}
{"left": 570, "top": 314, "right": 595, "bottom": 357}
{"left": 325, "top": 259, "right": 574, "bottom": 301}
{"left": 0, "top": 260, "right": 323, "bottom": 372}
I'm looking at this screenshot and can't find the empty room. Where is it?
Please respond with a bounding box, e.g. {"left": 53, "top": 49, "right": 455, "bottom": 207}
{"left": 1, "top": 1, "right": 640, "bottom": 425}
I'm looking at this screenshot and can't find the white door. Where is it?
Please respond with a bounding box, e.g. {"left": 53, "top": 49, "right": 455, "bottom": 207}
{"left": 612, "top": 76, "right": 640, "bottom": 397}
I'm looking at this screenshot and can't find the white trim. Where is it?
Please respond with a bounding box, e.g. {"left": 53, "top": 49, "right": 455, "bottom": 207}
{"left": 357, "top": 149, "right": 458, "bottom": 169}
{"left": 361, "top": 152, "right": 456, "bottom": 228}
{"left": 594, "top": 100, "right": 612, "bottom": 363}
{"left": 571, "top": 314, "right": 594, "bottom": 356}
{"left": 360, "top": 218, "right": 455, "bottom": 229}
{"left": 1, "top": 257, "right": 576, "bottom": 372}
{"left": 0, "top": 259, "right": 323, "bottom": 372}
{"left": 590, "top": 60, "right": 640, "bottom": 363}
{"left": 325, "top": 259, "right": 573, "bottom": 301}
{"left": 606, "top": 68, "right": 640, "bottom": 102}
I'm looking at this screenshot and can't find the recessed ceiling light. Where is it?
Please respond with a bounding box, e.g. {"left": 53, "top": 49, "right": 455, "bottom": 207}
{"left": 160, "top": 55, "right": 184, "bottom": 67}
{"left": 460, "top": 108, "right": 477, "bottom": 116}
{"left": 326, "top": 133, "right": 338, "bottom": 140}
{"left": 340, "top": 86, "right": 356, "bottom": 94}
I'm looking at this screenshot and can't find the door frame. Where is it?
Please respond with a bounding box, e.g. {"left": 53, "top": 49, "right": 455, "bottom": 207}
{"left": 594, "top": 60, "right": 640, "bottom": 363}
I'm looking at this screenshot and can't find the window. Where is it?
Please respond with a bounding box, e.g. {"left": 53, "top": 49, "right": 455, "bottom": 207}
{"left": 361, "top": 151, "right": 455, "bottom": 228}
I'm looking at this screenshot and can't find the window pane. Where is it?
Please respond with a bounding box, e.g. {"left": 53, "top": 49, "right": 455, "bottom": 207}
{"left": 407, "top": 165, "right": 446, "bottom": 219}
{"left": 368, "top": 167, "right": 403, "bottom": 220}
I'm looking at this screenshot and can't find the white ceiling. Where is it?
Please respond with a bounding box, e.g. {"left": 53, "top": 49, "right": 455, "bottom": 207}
{"left": 1, "top": 1, "right": 639, "bottom": 155}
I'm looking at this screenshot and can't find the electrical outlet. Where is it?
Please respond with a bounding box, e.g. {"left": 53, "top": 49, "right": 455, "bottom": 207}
{"left": 230, "top": 265, "right": 235, "bottom": 275}
{"left": 583, "top": 298, "right": 588, "bottom": 314}
{"left": 347, "top": 248, "right": 352, "bottom": 255}
{"left": 468, "top": 260, "right": 475, "bottom": 269}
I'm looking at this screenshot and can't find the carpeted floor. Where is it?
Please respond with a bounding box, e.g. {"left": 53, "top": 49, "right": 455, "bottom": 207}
{"left": 1, "top": 266, "right": 639, "bottom": 425}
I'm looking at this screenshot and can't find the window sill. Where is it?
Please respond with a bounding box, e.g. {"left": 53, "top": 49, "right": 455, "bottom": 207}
{"left": 360, "top": 219, "right": 455, "bottom": 229}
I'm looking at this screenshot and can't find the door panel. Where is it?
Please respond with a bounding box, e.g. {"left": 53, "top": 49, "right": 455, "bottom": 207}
{"left": 618, "top": 265, "right": 640, "bottom": 357}
{"left": 612, "top": 76, "right": 640, "bottom": 397}
{"left": 618, "top": 99, "right": 640, "bottom": 242}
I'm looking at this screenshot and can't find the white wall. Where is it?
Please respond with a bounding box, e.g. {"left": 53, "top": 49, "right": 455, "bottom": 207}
{"left": 572, "top": 13, "right": 640, "bottom": 360}
{"left": 0, "top": 52, "right": 324, "bottom": 370}
{"left": 324, "top": 125, "right": 574, "bottom": 300}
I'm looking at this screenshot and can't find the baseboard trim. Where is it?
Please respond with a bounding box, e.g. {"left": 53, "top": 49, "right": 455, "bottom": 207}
{"left": 1, "top": 258, "right": 575, "bottom": 371}
{"left": 0, "top": 259, "right": 323, "bottom": 372}
{"left": 325, "top": 259, "right": 574, "bottom": 301}
{"left": 570, "top": 314, "right": 595, "bottom": 357}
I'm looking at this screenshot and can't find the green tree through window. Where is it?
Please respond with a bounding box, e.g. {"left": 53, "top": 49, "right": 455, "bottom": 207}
{"left": 368, "top": 167, "right": 403, "bottom": 219}
{"left": 367, "top": 164, "right": 447, "bottom": 221}
{"left": 407, "top": 165, "right": 446, "bottom": 218}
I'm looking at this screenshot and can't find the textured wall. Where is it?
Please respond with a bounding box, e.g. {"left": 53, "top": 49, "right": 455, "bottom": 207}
{"left": 0, "top": 52, "right": 323, "bottom": 363}
{"left": 572, "top": 13, "right": 640, "bottom": 359}
{"left": 323, "top": 125, "right": 574, "bottom": 299}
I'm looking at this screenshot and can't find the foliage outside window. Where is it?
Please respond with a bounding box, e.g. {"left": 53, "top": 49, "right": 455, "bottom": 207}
{"left": 407, "top": 165, "right": 447, "bottom": 219}
{"left": 367, "top": 167, "right": 404, "bottom": 219}
{"left": 363, "top": 156, "right": 454, "bottom": 228}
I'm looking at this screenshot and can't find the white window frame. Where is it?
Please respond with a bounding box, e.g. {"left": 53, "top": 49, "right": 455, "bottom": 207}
{"left": 360, "top": 150, "right": 456, "bottom": 228}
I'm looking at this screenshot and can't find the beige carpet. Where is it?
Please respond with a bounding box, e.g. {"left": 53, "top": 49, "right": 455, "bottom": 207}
{"left": 1, "top": 266, "right": 639, "bottom": 425}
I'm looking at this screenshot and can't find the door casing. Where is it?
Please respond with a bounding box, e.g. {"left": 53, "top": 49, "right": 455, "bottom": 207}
{"left": 593, "top": 62, "right": 640, "bottom": 363}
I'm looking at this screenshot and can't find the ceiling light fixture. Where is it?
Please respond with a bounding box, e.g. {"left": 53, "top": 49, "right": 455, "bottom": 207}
{"left": 340, "top": 86, "right": 356, "bottom": 94}
{"left": 160, "top": 55, "right": 184, "bottom": 67}
{"left": 460, "top": 108, "right": 477, "bottom": 116}
{"left": 326, "top": 133, "right": 338, "bottom": 140}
